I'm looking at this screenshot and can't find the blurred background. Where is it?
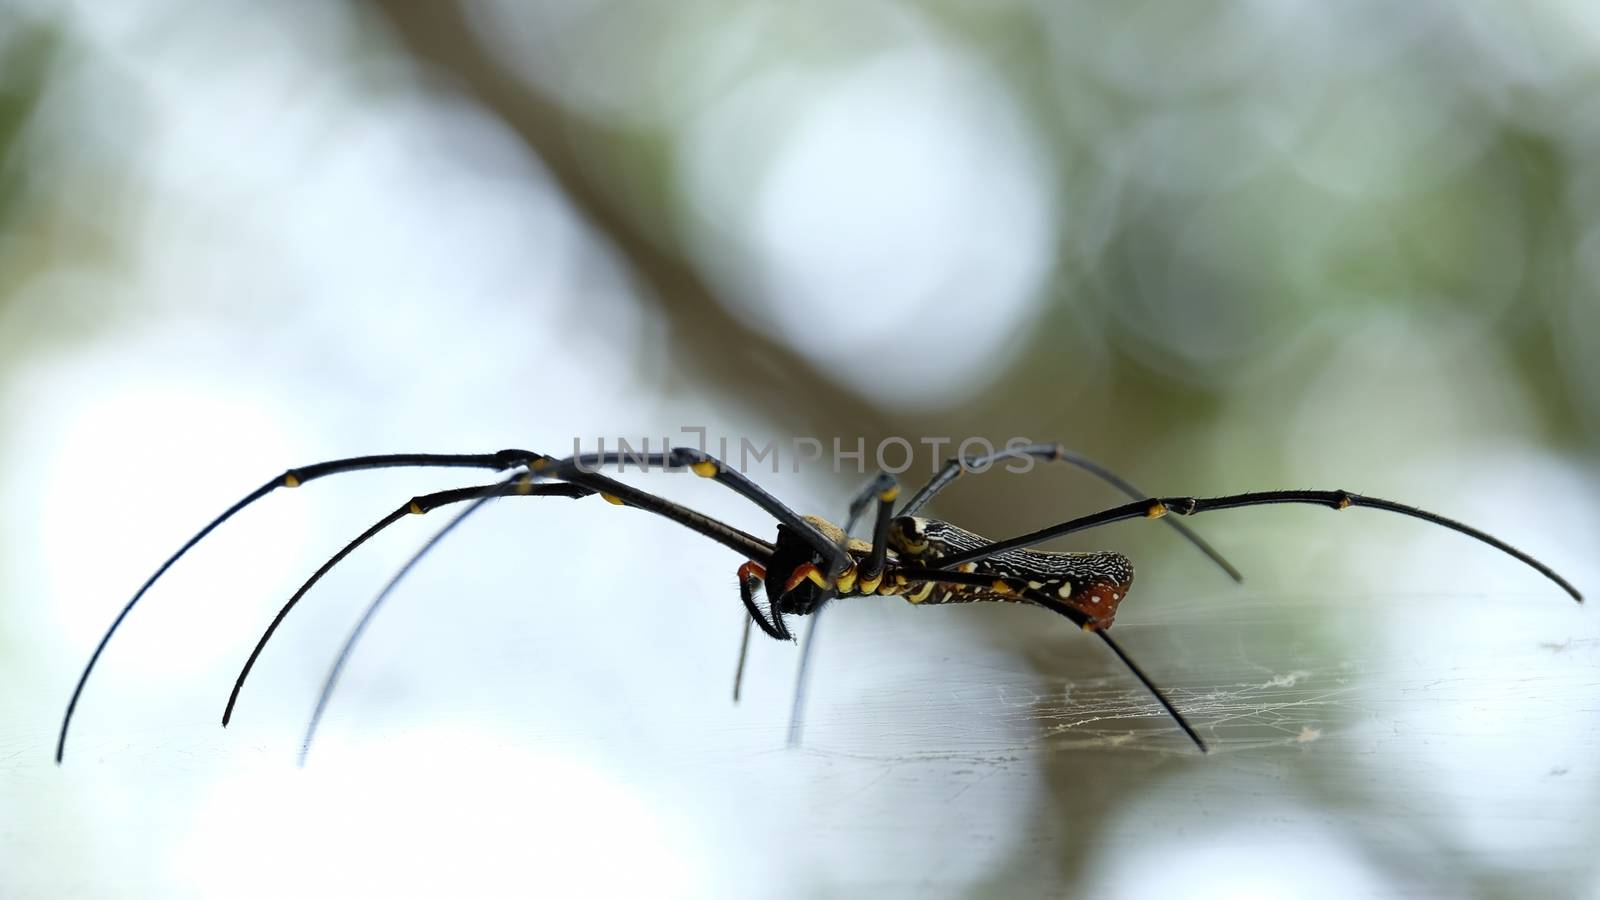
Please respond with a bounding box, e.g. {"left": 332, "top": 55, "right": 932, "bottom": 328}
{"left": 2, "top": 1, "right": 1598, "bottom": 897}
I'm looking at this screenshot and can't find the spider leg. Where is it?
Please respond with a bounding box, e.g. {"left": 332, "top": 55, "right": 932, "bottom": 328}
{"left": 545, "top": 448, "right": 849, "bottom": 574}
{"left": 732, "top": 614, "right": 755, "bottom": 703}
{"left": 57, "top": 449, "right": 545, "bottom": 763}
{"left": 897, "top": 442, "right": 1241, "bottom": 582}
{"left": 736, "top": 561, "right": 787, "bottom": 641}
{"left": 732, "top": 561, "right": 790, "bottom": 707}
{"left": 785, "top": 472, "right": 901, "bottom": 748}
{"left": 555, "top": 464, "right": 776, "bottom": 562}
{"left": 299, "top": 468, "right": 779, "bottom": 765}
{"left": 787, "top": 611, "right": 825, "bottom": 748}
{"left": 932, "top": 491, "right": 1582, "bottom": 603}
{"left": 1090, "top": 629, "right": 1206, "bottom": 753}
{"left": 552, "top": 449, "right": 859, "bottom": 740}
{"left": 894, "top": 566, "right": 1207, "bottom": 752}
{"left": 840, "top": 473, "right": 900, "bottom": 588}
{"left": 298, "top": 479, "right": 514, "bottom": 766}
{"left": 223, "top": 478, "right": 592, "bottom": 727}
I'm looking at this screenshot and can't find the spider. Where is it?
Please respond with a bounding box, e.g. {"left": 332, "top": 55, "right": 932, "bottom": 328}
{"left": 56, "top": 442, "right": 1582, "bottom": 763}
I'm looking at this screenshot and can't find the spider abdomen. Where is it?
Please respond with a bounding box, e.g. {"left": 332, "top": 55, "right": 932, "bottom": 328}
{"left": 889, "top": 517, "right": 1134, "bottom": 627}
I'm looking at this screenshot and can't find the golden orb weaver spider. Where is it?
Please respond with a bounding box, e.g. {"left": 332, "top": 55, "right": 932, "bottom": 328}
{"left": 56, "top": 442, "right": 1582, "bottom": 763}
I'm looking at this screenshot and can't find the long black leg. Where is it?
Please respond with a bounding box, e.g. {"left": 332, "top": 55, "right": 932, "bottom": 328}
{"left": 893, "top": 567, "right": 1207, "bottom": 752}
{"left": 898, "top": 443, "right": 1242, "bottom": 582}
{"left": 558, "top": 449, "right": 856, "bottom": 746}
{"left": 1088, "top": 628, "right": 1205, "bottom": 752}
{"left": 298, "top": 468, "right": 782, "bottom": 763}
{"left": 222, "top": 479, "right": 593, "bottom": 727}
{"left": 931, "top": 491, "right": 1583, "bottom": 603}
{"left": 733, "top": 614, "right": 755, "bottom": 702}
{"left": 787, "top": 612, "right": 824, "bottom": 748}
{"left": 546, "top": 448, "right": 848, "bottom": 573}
{"left": 298, "top": 479, "right": 516, "bottom": 765}
{"left": 56, "top": 449, "right": 542, "bottom": 763}
{"left": 840, "top": 473, "right": 900, "bottom": 586}
{"left": 564, "top": 471, "right": 776, "bottom": 562}
{"left": 785, "top": 473, "right": 900, "bottom": 748}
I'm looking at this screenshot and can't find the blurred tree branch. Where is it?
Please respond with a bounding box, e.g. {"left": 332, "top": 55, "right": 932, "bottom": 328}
{"left": 0, "top": 16, "right": 56, "bottom": 233}
{"left": 365, "top": 0, "right": 893, "bottom": 439}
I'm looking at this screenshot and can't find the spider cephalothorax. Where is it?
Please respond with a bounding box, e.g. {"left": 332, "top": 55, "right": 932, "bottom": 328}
{"left": 764, "top": 519, "right": 854, "bottom": 618}
{"left": 758, "top": 515, "right": 913, "bottom": 635}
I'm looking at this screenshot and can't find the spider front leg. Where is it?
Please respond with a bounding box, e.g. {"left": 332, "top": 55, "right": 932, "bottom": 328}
{"left": 544, "top": 446, "right": 850, "bottom": 577}
{"left": 737, "top": 561, "right": 788, "bottom": 640}
{"left": 224, "top": 477, "right": 594, "bottom": 726}
{"left": 299, "top": 468, "right": 780, "bottom": 765}
{"left": 57, "top": 449, "right": 546, "bottom": 763}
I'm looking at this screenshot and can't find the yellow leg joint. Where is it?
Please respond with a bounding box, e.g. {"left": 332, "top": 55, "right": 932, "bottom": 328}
{"left": 808, "top": 565, "right": 836, "bottom": 591}
{"left": 283, "top": 473, "right": 301, "bottom": 488}
{"left": 601, "top": 493, "right": 625, "bottom": 506}
{"left": 690, "top": 460, "right": 719, "bottom": 478}
{"left": 1145, "top": 500, "right": 1168, "bottom": 519}
{"left": 878, "top": 484, "right": 900, "bottom": 502}
{"left": 408, "top": 501, "right": 424, "bottom": 514}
